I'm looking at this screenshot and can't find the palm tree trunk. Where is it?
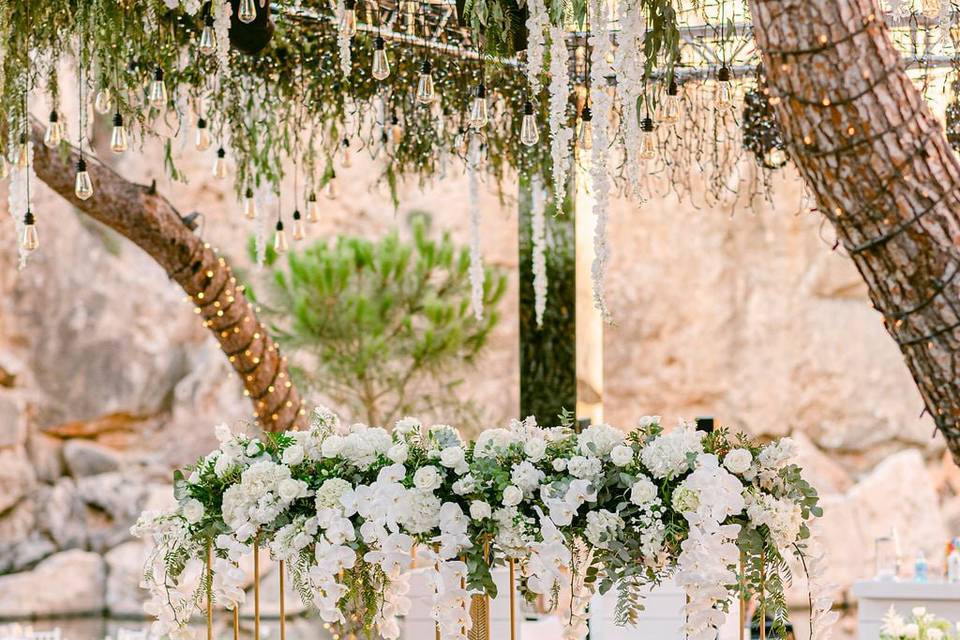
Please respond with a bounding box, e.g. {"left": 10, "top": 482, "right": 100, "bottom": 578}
{"left": 29, "top": 121, "right": 306, "bottom": 432}
{"left": 748, "top": 0, "right": 960, "bottom": 458}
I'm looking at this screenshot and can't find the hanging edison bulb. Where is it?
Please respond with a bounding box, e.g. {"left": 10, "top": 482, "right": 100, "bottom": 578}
{"left": 74, "top": 158, "right": 94, "bottom": 200}
{"left": 14, "top": 133, "right": 29, "bottom": 168}
{"left": 274, "top": 219, "right": 289, "bottom": 253}
{"left": 324, "top": 170, "right": 339, "bottom": 199}
{"left": 195, "top": 117, "right": 212, "bottom": 151}
{"left": 212, "top": 148, "right": 228, "bottom": 179}
{"left": 307, "top": 192, "right": 320, "bottom": 223}
{"left": 292, "top": 210, "right": 306, "bottom": 241}
{"left": 340, "top": 0, "right": 357, "bottom": 38}
{"left": 372, "top": 36, "right": 390, "bottom": 80}
{"left": 94, "top": 89, "right": 112, "bottom": 115}
{"left": 661, "top": 79, "right": 680, "bottom": 125}
{"left": 469, "top": 83, "right": 489, "bottom": 129}
{"left": 110, "top": 113, "right": 128, "bottom": 153}
{"left": 21, "top": 210, "right": 39, "bottom": 253}
{"left": 149, "top": 67, "right": 167, "bottom": 109}
{"left": 199, "top": 14, "right": 216, "bottom": 55}
{"left": 44, "top": 111, "right": 63, "bottom": 148}
{"left": 243, "top": 187, "right": 257, "bottom": 219}
{"left": 416, "top": 60, "right": 435, "bottom": 104}
{"left": 715, "top": 65, "right": 733, "bottom": 109}
{"left": 238, "top": 0, "right": 257, "bottom": 24}
{"left": 577, "top": 106, "right": 593, "bottom": 151}
{"left": 340, "top": 138, "right": 352, "bottom": 168}
{"left": 639, "top": 116, "right": 657, "bottom": 160}
{"left": 520, "top": 100, "right": 539, "bottom": 147}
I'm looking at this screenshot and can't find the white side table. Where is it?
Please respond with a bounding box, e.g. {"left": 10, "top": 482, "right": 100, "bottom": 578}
{"left": 853, "top": 581, "right": 960, "bottom": 639}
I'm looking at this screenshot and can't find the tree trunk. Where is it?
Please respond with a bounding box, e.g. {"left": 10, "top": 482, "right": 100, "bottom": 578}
{"left": 29, "top": 121, "right": 306, "bottom": 433}
{"left": 748, "top": 0, "right": 960, "bottom": 458}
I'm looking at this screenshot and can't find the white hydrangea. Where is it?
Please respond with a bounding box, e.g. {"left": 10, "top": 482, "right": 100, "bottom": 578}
{"left": 578, "top": 423, "right": 624, "bottom": 457}
{"left": 745, "top": 492, "right": 804, "bottom": 550}
{"left": 584, "top": 509, "right": 624, "bottom": 549}
{"left": 757, "top": 438, "right": 797, "bottom": 471}
{"left": 511, "top": 460, "right": 545, "bottom": 493}
{"left": 566, "top": 456, "right": 602, "bottom": 481}
{"left": 640, "top": 425, "right": 705, "bottom": 479}
{"left": 315, "top": 478, "right": 353, "bottom": 512}
{"left": 474, "top": 428, "right": 520, "bottom": 458}
{"left": 399, "top": 489, "right": 441, "bottom": 534}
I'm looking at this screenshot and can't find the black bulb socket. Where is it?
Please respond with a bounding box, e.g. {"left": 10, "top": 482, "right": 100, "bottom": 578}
{"left": 391, "top": 114, "right": 399, "bottom": 125}
{"left": 113, "top": 113, "right": 124, "bottom": 127}
{"left": 421, "top": 59, "right": 432, "bottom": 74}
{"left": 475, "top": 83, "right": 486, "bottom": 98}
{"left": 641, "top": 116, "right": 655, "bottom": 133}
{"left": 245, "top": 187, "right": 254, "bottom": 199}
{"left": 375, "top": 35, "right": 385, "bottom": 50}
{"left": 276, "top": 220, "right": 284, "bottom": 232}
{"left": 18, "top": 132, "right": 26, "bottom": 144}
{"left": 23, "top": 210, "right": 35, "bottom": 226}
{"left": 77, "top": 158, "right": 87, "bottom": 172}
{"left": 341, "top": 137, "right": 350, "bottom": 148}
{"left": 154, "top": 67, "right": 165, "bottom": 81}
{"left": 581, "top": 106, "right": 593, "bottom": 122}
{"left": 49, "top": 110, "right": 59, "bottom": 123}
{"left": 717, "top": 66, "right": 731, "bottom": 82}
{"left": 197, "top": 117, "right": 208, "bottom": 129}
{"left": 667, "top": 79, "right": 679, "bottom": 96}
{"left": 344, "top": 0, "right": 356, "bottom": 9}
{"left": 523, "top": 100, "right": 534, "bottom": 115}
{"left": 205, "top": 13, "right": 215, "bottom": 26}
{"left": 308, "top": 192, "right": 317, "bottom": 202}
{"left": 217, "top": 147, "right": 226, "bottom": 158}
{"left": 293, "top": 210, "right": 302, "bottom": 221}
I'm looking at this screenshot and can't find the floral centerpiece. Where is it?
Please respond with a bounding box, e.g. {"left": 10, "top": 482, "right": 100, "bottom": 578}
{"left": 134, "top": 406, "right": 832, "bottom": 640}
{"left": 881, "top": 606, "right": 960, "bottom": 640}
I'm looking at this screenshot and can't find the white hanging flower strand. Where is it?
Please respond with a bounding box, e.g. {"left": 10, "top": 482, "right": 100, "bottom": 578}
{"left": 588, "top": 0, "right": 613, "bottom": 322}
{"left": 614, "top": 0, "right": 646, "bottom": 203}
{"left": 335, "top": 0, "right": 352, "bottom": 79}
{"left": 524, "top": 0, "right": 548, "bottom": 95}
{"left": 213, "top": 0, "right": 232, "bottom": 72}
{"left": 467, "top": 136, "right": 484, "bottom": 321}
{"left": 547, "top": 26, "right": 572, "bottom": 203}
{"left": 531, "top": 175, "right": 548, "bottom": 328}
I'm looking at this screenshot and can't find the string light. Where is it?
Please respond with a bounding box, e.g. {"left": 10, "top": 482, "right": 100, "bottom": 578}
{"left": 212, "top": 147, "right": 228, "bottom": 179}
{"left": 661, "top": 79, "right": 680, "bottom": 125}
{"left": 715, "top": 65, "right": 733, "bottom": 108}
{"left": 372, "top": 36, "right": 390, "bottom": 80}
{"left": 110, "top": 112, "right": 128, "bottom": 153}
{"left": 43, "top": 111, "right": 63, "bottom": 148}
{"left": 324, "top": 170, "right": 339, "bottom": 199}
{"left": 468, "top": 82, "right": 488, "bottom": 129}
{"left": 75, "top": 158, "right": 94, "bottom": 200}
{"left": 21, "top": 209, "right": 39, "bottom": 253}
{"left": 340, "top": 137, "right": 352, "bottom": 168}
{"left": 416, "top": 59, "right": 435, "bottom": 104}
{"left": 520, "top": 100, "right": 539, "bottom": 147}
{"left": 238, "top": 0, "right": 257, "bottom": 24}
{"left": 14, "top": 133, "right": 29, "bottom": 168}
{"left": 199, "top": 14, "right": 216, "bottom": 55}
{"left": 243, "top": 187, "right": 257, "bottom": 219}
{"left": 149, "top": 67, "right": 167, "bottom": 108}
{"left": 340, "top": 0, "right": 358, "bottom": 38}
{"left": 576, "top": 105, "right": 593, "bottom": 151}
{"left": 307, "top": 192, "right": 320, "bottom": 223}
{"left": 274, "top": 218, "right": 289, "bottom": 253}
{"left": 639, "top": 116, "right": 656, "bottom": 160}
{"left": 196, "top": 117, "right": 212, "bottom": 150}
{"left": 292, "top": 209, "right": 305, "bottom": 241}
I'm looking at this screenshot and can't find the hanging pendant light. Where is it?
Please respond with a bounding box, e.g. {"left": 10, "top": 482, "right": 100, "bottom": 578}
{"left": 274, "top": 219, "right": 289, "bottom": 253}
{"left": 74, "top": 158, "right": 94, "bottom": 200}
{"left": 468, "top": 83, "right": 489, "bottom": 129}
{"left": 577, "top": 106, "right": 593, "bottom": 151}
{"left": 340, "top": 138, "right": 352, "bottom": 168}
{"left": 324, "top": 170, "right": 339, "bottom": 199}
{"left": 199, "top": 14, "right": 216, "bottom": 55}
{"left": 110, "top": 112, "right": 128, "bottom": 153}
{"left": 416, "top": 60, "right": 435, "bottom": 104}
{"left": 212, "top": 147, "right": 228, "bottom": 179}
{"left": 243, "top": 187, "right": 257, "bottom": 219}
{"left": 238, "top": 0, "right": 257, "bottom": 24}
{"left": 21, "top": 210, "right": 39, "bottom": 253}
{"left": 372, "top": 36, "right": 390, "bottom": 80}
{"left": 639, "top": 116, "right": 657, "bottom": 160}
{"left": 661, "top": 79, "right": 680, "bottom": 125}
{"left": 520, "top": 100, "right": 539, "bottom": 147}
{"left": 44, "top": 111, "right": 63, "bottom": 148}
{"left": 340, "top": 0, "right": 358, "bottom": 38}
{"left": 292, "top": 210, "right": 305, "bottom": 241}
{"left": 307, "top": 192, "right": 320, "bottom": 223}
{"left": 14, "top": 133, "right": 29, "bottom": 168}
{"left": 149, "top": 67, "right": 167, "bottom": 109}
{"left": 195, "top": 117, "right": 212, "bottom": 151}
{"left": 715, "top": 65, "right": 733, "bottom": 108}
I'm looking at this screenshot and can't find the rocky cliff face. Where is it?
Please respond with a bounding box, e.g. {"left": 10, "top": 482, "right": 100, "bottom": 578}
{"left": 0, "top": 130, "right": 953, "bottom": 630}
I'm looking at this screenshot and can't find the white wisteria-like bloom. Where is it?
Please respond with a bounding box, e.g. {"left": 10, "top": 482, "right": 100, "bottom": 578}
{"left": 588, "top": 0, "right": 614, "bottom": 323}
{"left": 523, "top": 0, "right": 548, "bottom": 95}
{"left": 547, "top": 26, "right": 573, "bottom": 203}
{"left": 531, "top": 175, "right": 549, "bottom": 327}
{"left": 335, "top": 0, "right": 351, "bottom": 78}
{"left": 213, "top": 0, "right": 232, "bottom": 72}
{"left": 467, "top": 135, "right": 485, "bottom": 321}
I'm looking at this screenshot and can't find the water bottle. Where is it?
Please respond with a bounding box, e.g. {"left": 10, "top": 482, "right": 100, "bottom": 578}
{"left": 915, "top": 551, "right": 928, "bottom": 583}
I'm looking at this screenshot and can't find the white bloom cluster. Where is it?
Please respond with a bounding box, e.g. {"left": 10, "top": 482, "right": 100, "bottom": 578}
{"left": 745, "top": 492, "right": 803, "bottom": 550}
{"left": 511, "top": 460, "right": 545, "bottom": 494}
{"left": 221, "top": 461, "right": 309, "bottom": 541}
{"left": 640, "top": 424, "right": 704, "bottom": 479}
{"left": 321, "top": 425, "right": 392, "bottom": 468}
{"left": 547, "top": 26, "right": 573, "bottom": 202}
{"left": 335, "top": 0, "right": 351, "bottom": 78}
{"left": 723, "top": 448, "right": 753, "bottom": 474}
{"left": 213, "top": 0, "right": 231, "bottom": 72}
{"left": 578, "top": 423, "right": 624, "bottom": 458}
{"left": 584, "top": 509, "right": 624, "bottom": 549}
{"left": 431, "top": 556, "right": 471, "bottom": 640}
{"left": 614, "top": 0, "right": 648, "bottom": 202}
{"left": 523, "top": 0, "right": 548, "bottom": 95}
{"left": 526, "top": 509, "right": 571, "bottom": 597}
{"left": 493, "top": 505, "right": 533, "bottom": 558}
{"left": 588, "top": 0, "right": 614, "bottom": 323}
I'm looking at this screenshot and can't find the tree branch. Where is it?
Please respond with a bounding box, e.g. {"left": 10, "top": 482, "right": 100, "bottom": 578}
{"left": 29, "top": 120, "right": 306, "bottom": 432}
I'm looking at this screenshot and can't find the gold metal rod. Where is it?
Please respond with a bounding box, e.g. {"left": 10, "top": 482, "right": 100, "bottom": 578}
{"left": 254, "top": 535, "right": 261, "bottom": 640}
{"left": 739, "top": 552, "right": 746, "bottom": 640}
{"left": 759, "top": 548, "right": 766, "bottom": 640}
{"left": 433, "top": 544, "right": 441, "bottom": 640}
{"left": 206, "top": 541, "right": 214, "bottom": 640}
{"left": 233, "top": 606, "right": 240, "bottom": 640}
{"left": 279, "top": 560, "right": 286, "bottom": 640}
{"left": 509, "top": 558, "right": 517, "bottom": 640}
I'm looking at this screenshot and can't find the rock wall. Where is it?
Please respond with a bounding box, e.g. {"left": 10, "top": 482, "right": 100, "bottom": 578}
{"left": 0, "top": 119, "right": 956, "bottom": 631}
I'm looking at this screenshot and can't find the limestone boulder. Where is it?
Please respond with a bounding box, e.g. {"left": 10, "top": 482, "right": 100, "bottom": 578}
{"left": 36, "top": 478, "right": 87, "bottom": 549}
{"left": 27, "top": 430, "right": 65, "bottom": 483}
{"left": 105, "top": 540, "right": 150, "bottom": 617}
{"left": 0, "top": 447, "right": 35, "bottom": 513}
{"left": 76, "top": 472, "right": 150, "bottom": 552}
{"left": 0, "top": 549, "right": 105, "bottom": 617}
{"left": 0, "top": 533, "right": 57, "bottom": 574}
{"left": 0, "top": 392, "right": 27, "bottom": 449}
{"left": 63, "top": 438, "right": 122, "bottom": 477}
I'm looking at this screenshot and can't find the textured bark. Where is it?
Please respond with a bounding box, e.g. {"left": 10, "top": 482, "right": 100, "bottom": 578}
{"left": 29, "top": 120, "right": 306, "bottom": 432}
{"left": 749, "top": 0, "right": 960, "bottom": 458}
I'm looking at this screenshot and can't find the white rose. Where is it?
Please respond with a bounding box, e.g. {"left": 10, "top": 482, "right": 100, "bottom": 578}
{"left": 610, "top": 444, "right": 634, "bottom": 467}
{"left": 440, "top": 446, "right": 466, "bottom": 469}
{"left": 723, "top": 448, "right": 753, "bottom": 475}
{"left": 452, "top": 475, "right": 476, "bottom": 495}
{"left": 552, "top": 458, "right": 567, "bottom": 471}
{"left": 524, "top": 439, "right": 547, "bottom": 462}
{"left": 904, "top": 624, "right": 919, "bottom": 639}
{"left": 387, "top": 443, "right": 409, "bottom": 464}
{"left": 182, "top": 498, "right": 204, "bottom": 523}
{"left": 282, "top": 444, "right": 305, "bottom": 466}
{"left": 470, "top": 500, "right": 492, "bottom": 520}
{"left": 502, "top": 485, "right": 523, "bottom": 507}
{"left": 414, "top": 466, "right": 442, "bottom": 491}
{"left": 630, "top": 477, "right": 658, "bottom": 506}
{"left": 911, "top": 607, "right": 926, "bottom": 618}
{"left": 321, "top": 435, "right": 344, "bottom": 458}
{"left": 394, "top": 417, "right": 421, "bottom": 436}
{"left": 278, "top": 478, "right": 307, "bottom": 502}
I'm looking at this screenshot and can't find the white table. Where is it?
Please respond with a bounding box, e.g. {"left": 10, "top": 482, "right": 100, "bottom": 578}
{"left": 853, "top": 581, "right": 960, "bottom": 639}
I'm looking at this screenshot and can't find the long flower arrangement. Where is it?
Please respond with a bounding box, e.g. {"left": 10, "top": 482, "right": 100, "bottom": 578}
{"left": 134, "top": 405, "right": 832, "bottom": 640}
